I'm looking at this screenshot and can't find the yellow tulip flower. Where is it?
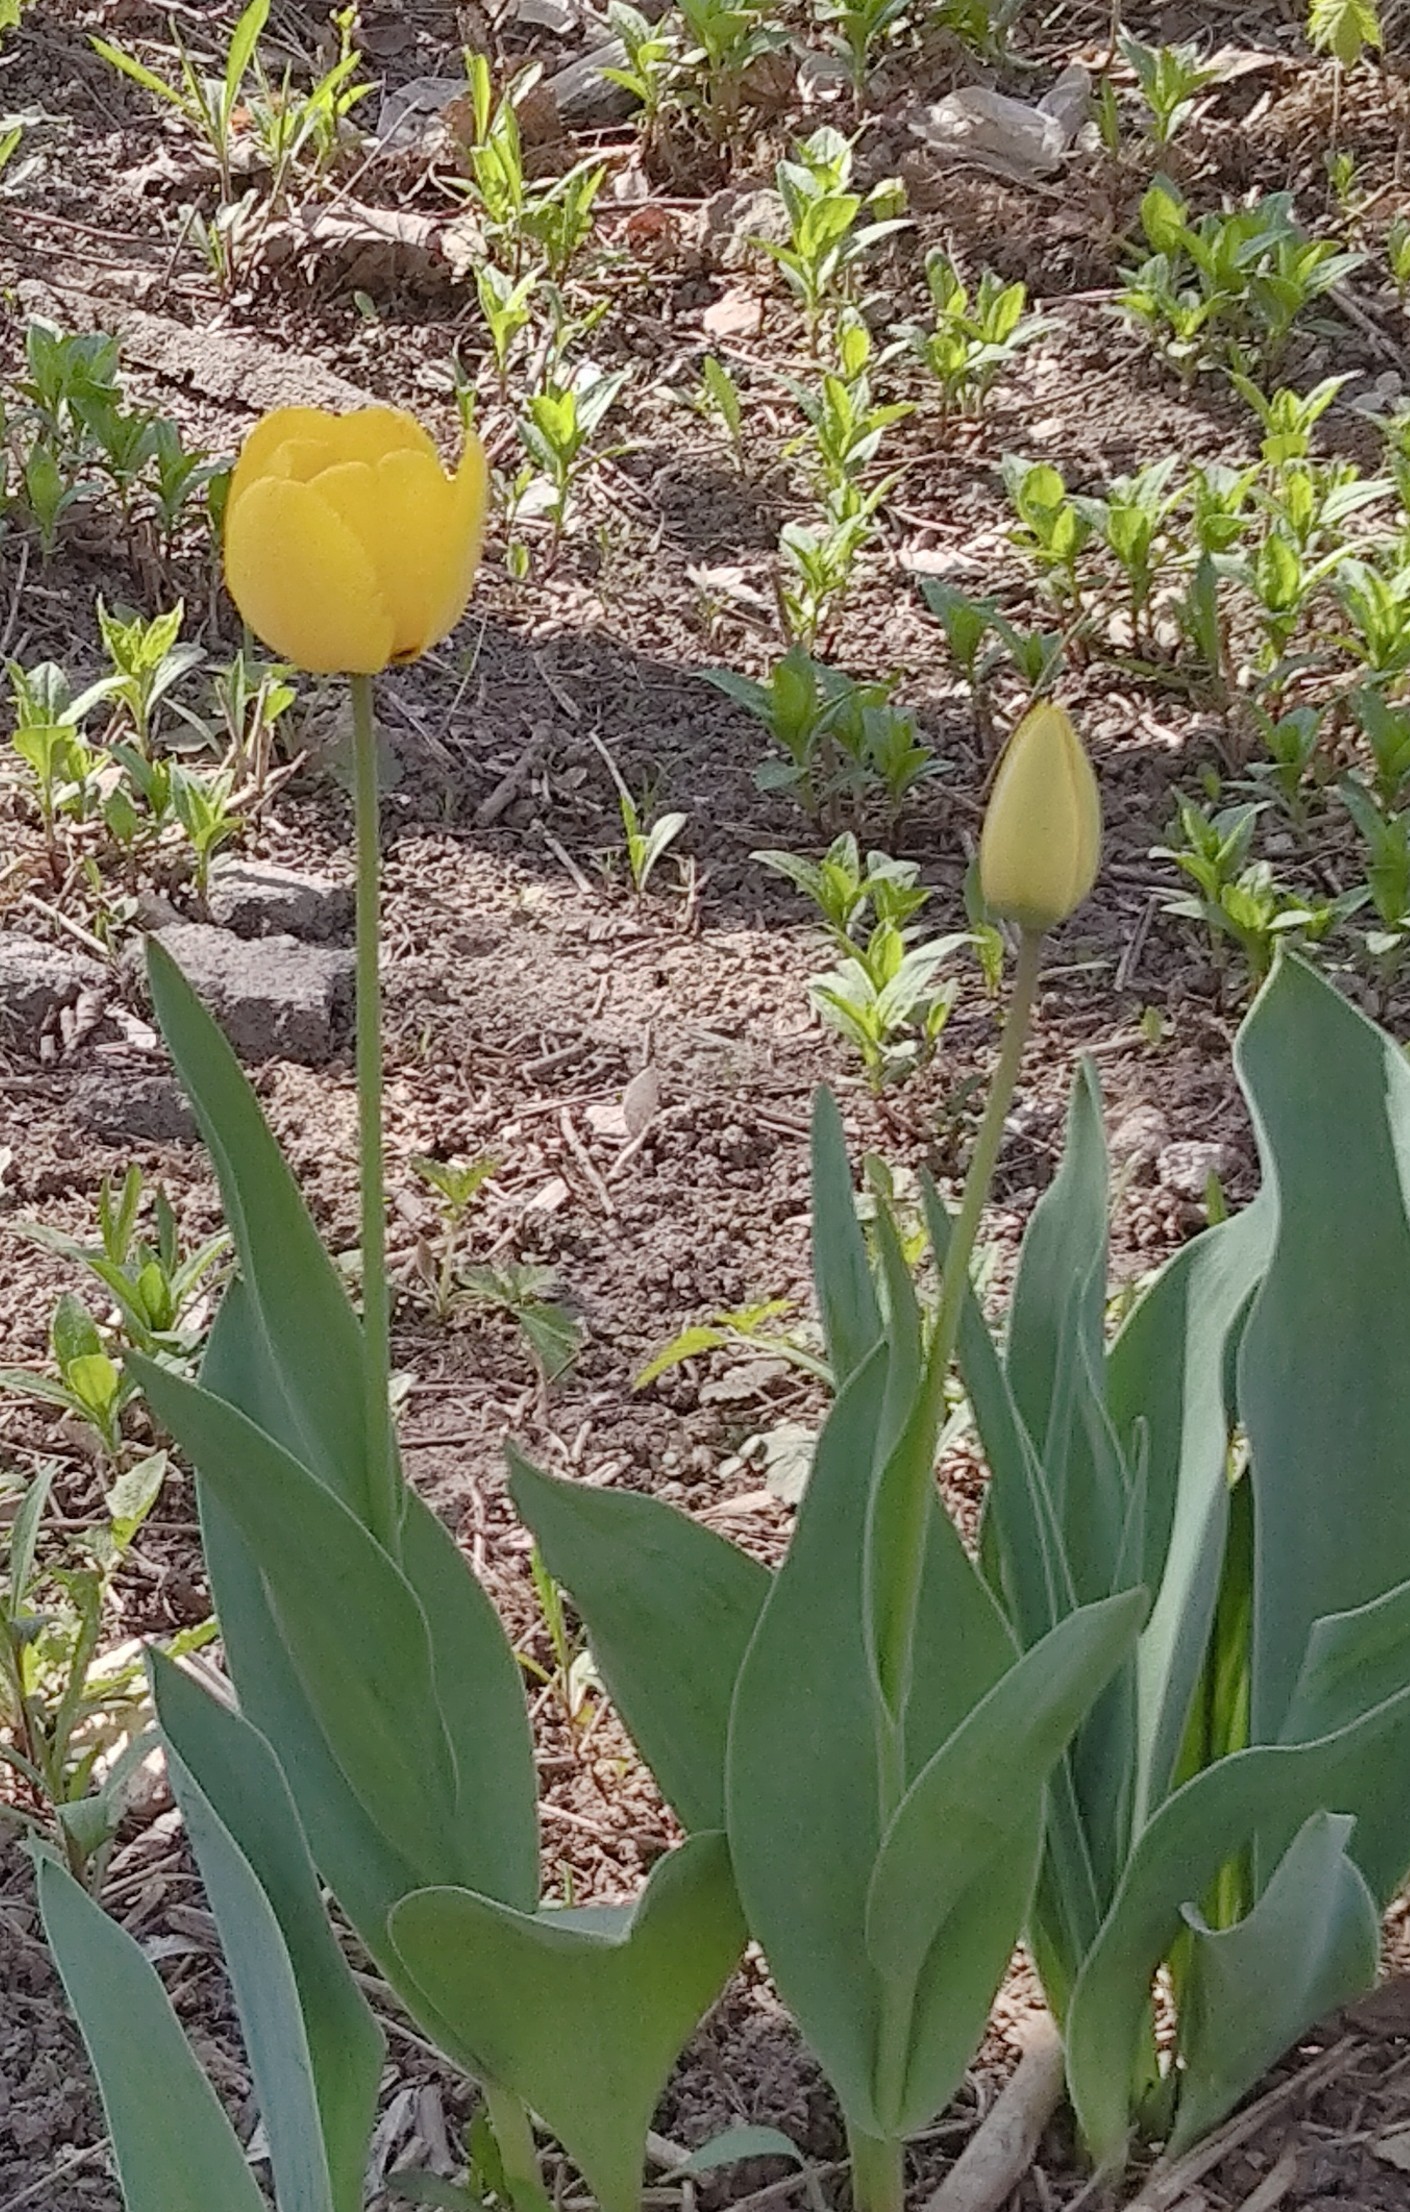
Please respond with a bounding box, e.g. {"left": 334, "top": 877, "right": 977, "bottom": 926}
{"left": 223, "top": 405, "right": 489, "bottom": 675}
{"left": 979, "top": 702, "right": 1101, "bottom": 933}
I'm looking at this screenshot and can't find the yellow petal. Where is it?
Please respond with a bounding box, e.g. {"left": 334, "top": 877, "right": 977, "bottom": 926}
{"left": 322, "top": 405, "right": 443, "bottom": 472}
{"left": 224, "top": 472, "right": 396, "bottom": 674}
{"left": 304, "top": 454, "right": 446, "bottom": 661}
{"left": 227, "top": 407, "right": 342, "bottom": 521}
{"left": 417, "top": 432, "right": 490, "bottom": 654}
{"left": 979, "top": 704, "right": 1101, "bottom": 934}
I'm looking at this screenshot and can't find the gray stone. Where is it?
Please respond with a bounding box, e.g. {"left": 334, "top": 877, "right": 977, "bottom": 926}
{"left": 1110, "top": 1104, "right": 1171, "bottom": 1184}
{"left": 206, "top": 858, "right": 353, "bottom": 943}
{"left": 0, "top": 932, "right": 105, "bottom": 1037}
{"left": 72, "top": 1070, "right": 198, "bottom": 1145}
{"left": 693, "top": 184, "right": 789, "bottom": 271}
{"left": 148, "top": 923, "right": 354, "bottom": 1066}
{"left": 548, "top": 39, "right": 635, "bottom": 123}
{"left": 1157, "top": 1138, "right": 1239, "bottom": 1203}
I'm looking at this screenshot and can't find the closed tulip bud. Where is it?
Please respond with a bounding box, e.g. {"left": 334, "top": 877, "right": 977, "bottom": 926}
{"left": 979, "top": 702, "right": 1101, "bottom": 933}
{"left": 223, "top": 405, "right": 489, "bottom": 675}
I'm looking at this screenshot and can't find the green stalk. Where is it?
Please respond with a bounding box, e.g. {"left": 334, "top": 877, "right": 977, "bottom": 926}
{"left": 484, "top": 2082, "right": 552, "bottom": 2212}
{"left": 350, "top": 672, "right": 398, "bottom": 1553}
{"left": 873, "top": 926, "right": 1045, "bottom": 1731}
{"left": 869, "top": 928, "right": 1045, "bottom": 2137}
{"left": 849, "top": 2125, "right": 905, "bottom": 2212}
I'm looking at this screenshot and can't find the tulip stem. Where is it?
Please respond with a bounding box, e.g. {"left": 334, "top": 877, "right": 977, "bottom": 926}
{"left": 931, "top": 925, "right": 1044, "bottom": 1366}
{"left": 870, "top": 925, "right": 1045, "bottom": 1755}
{"left": 351, "top": 671, "right": 398, "bottom": 1553}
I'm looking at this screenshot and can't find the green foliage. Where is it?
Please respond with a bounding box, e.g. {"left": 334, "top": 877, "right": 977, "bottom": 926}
{"left": 1307, "top": 0, "right": 1382, "bottom": 66}
{"left": 91, "top": 0, "right": 270, "bottom": 204}
{"left": 12, "top": 1165, "right": 231, "bottom": 1364}
{"left": 756, "top": 128, "right": 909, "bottom": 338}
{"left": 911, "top": 250, "right": 1045, "bottom": 422}
{"left": 1119, "top": 176, "right": 1364, "bottom": 378}
{"left": 6, "top": 322, "right": 219, "bottom": 553}
{"left": 0, "top": 1457, "right": 193, "bottom": 1878}
{"left": 1118, "top": 32, "right": 1225, "bottom": 147}
{"left": 707, "top": 650, "right": 937, "bottom": 826}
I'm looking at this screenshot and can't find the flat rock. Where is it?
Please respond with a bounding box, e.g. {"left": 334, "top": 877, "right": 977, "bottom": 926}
{"left": 72, "top": 1070, "right": 198, "bottom": 1145}
{"left": 548, "top": 39, "right": 635, "bottom": 123}
{"left": 1157, "top": 1138, "right": 1239, "bottom": 1203}
{"left": 147, "top": 923, "right": 353, "bottom": 1066}
{"left": 693, "top": 183, "right": 789, "bottom": 270}
{"left": 206, "top": 858, "right": 353, "bottom": 943}
{"left": 0, "top": 932, "right": 106, "bottom": 1038}
{"left": 1110, "top": 1104, "right": 1171, "bottom": 1183}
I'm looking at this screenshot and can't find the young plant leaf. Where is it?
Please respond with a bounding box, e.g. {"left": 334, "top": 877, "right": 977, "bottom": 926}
{"left": 390, "top": 1833, "right": 746, "bottom": 2212}
{"left": 508, "top": 1452, "right": 768, "bottom": 1832}
{"left": 150, "top": 1649, "right": 384, "bottom": 2212}
{"left": 36, "top": 1852, "right": 268, "bottom": 2212}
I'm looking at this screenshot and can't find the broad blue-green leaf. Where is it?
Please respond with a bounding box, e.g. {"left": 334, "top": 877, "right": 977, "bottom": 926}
{"left": 864, "top": 1589, "right": 1143, "bottom": 2137}
{"left": 196, "top": 1283, "right": 424, "bottom": 1943}
{"left": 811, "top": 1088, "right": 881, "bottom": 1386}
{"left": 1005, "top": 1060, "right": 1109, "bottom": 1548}
{"left": 36, "top": 1852, "right": 267, "bottom": 2212}
{"left": 507, "top": 1453, "right": 768, "bottom": 1833}
{"left": 1108, "top": 1197, "right": 1271, "bottom": 1829}
{"left": 132, "top": 1352, "right": 464, "bottom": 1885}
{"left": 145, "top": 936, "right": 373, "bottom": 1521}
{"left": 930, "top": 1180, "right": 1074, "bottom": 1647}
{"left": 389, "top": 1834, "right": 746, "bottom": 2212}
{"left": 1283, "top": 1577, "right": 1410, "bottom": 1744}
{"left": 197, "top": 1284, "right": 537, "bottom": 1920}
{"left": 1170, "top": 1810, "right": 1378, "bottom": 2157}
{"left": 1066, "top": 1682, "right": 1410, "bottom": 2166}
{"left": 150, "top": 1650, "right": 383, "bottom": 2212}
{"left": 163, "top": 1746, "right": 337, "bottom": 2212}
{"left": 727, "top": 1349, "right": 1014, "bottom": 2138}
{"left": 1237, "top": 955, "right": 1410, "bottom": 1741}
{"left": 398, "top": 1488, "right": 538, "bottom": 1912}
{"left": 927, "top": 1183, "right": 1100, "bottom": 2000}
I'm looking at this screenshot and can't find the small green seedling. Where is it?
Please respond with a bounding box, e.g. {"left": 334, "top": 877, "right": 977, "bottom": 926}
{"left": 411, "top": 1155, "right": 498, "bottom": 1323}
{"left": 92, "top": 0, "right": 270, "bottom": 205}
{"left": 1118, "top": 31, "right": 1226, "bottom": 147}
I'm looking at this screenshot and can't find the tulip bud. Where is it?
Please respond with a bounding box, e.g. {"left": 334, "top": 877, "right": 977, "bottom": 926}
{"left": 979, "top": 703, "right": 1101, "bottom": 933}
{"left": 223, "top": 405, "right": 488, "bottom": 676}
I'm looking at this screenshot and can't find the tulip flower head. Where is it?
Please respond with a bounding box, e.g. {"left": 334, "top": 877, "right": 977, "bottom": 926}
{"left": 223, "top": 405, "right": 489, "bottom": 675}
{"left": 979, "top": 702, "right": 1101, "bottom": 934}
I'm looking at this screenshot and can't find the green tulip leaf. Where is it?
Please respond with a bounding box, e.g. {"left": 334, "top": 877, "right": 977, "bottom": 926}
{"left": 1237, "top": 955, "right": 1410, "bottom": 1745}
{"left": 131, "top": 1351, "right": 465, "bottom": 1887}
{"left": 150, "top": 1650, "right": 383, "bottom": 2212}
{"left": 1170, "top": 1809, "right": 1378, "bottom": 2158}
{"left": 389, "top": 1833, "right": 746, "bottom": 2212}
{"left": 726, "top": 1347, "right": 1014, "bottom": 2140}
{"left": 145, "top": 935, "right": 372, "bottom": 1521}
{"left": 1107, "top": 1195, "right": 1272, "bottom": 1831}
{"left": 1004, "top": 1060, "right": 1112, "bottom": 1578}
{"left": 865, "top": 1589, "right": 1144, "bottom": 2137}
{"left": 811, "top": 1088, "right": 881, "bottom": 1387}
{"left": 507, "top": 1452, "right": 768, "bottom": 1832}
{"left": 1066, "top": 1681, "right": 1410, "bottom": 2168}
{"left": 196, "top": 1283, "right": 425, "bottom": 1940}
{"left": 36, "top": 1851, "right": 268, "bottom": 2212}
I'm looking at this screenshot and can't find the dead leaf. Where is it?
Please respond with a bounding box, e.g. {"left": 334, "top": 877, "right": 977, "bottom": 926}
{"left": 1374, "top": 2127, "right": 1410, "bottom": 2173}
{"left": 702, "top": 287, "right": 764, "bottom": 338}
{"left": 623, "top": 1065, "right": 661, "bottom": 1134}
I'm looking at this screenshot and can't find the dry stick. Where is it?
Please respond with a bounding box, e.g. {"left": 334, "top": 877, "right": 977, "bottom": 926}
{"left": 921, "top": 2013, "right": 1066, "bottom": 2212}
{"left": 1123, "top": 2037, "right": 1359, "bottom": 2212}
{"left": 0, "top": 2143, "right": 107, "bottom": 2212}
{"left": 1231, "top": 2144, "right": 1300, "bottom": 2212}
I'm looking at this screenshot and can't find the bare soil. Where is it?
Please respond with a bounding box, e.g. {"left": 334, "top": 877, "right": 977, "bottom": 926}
{"left": 3, "top": 0, "right": 1410, "bottom": 2206}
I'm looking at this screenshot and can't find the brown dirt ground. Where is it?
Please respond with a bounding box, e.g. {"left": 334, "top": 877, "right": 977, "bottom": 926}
{"left": 4, "top": 0, "right": 1410, "bottom": 2206}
